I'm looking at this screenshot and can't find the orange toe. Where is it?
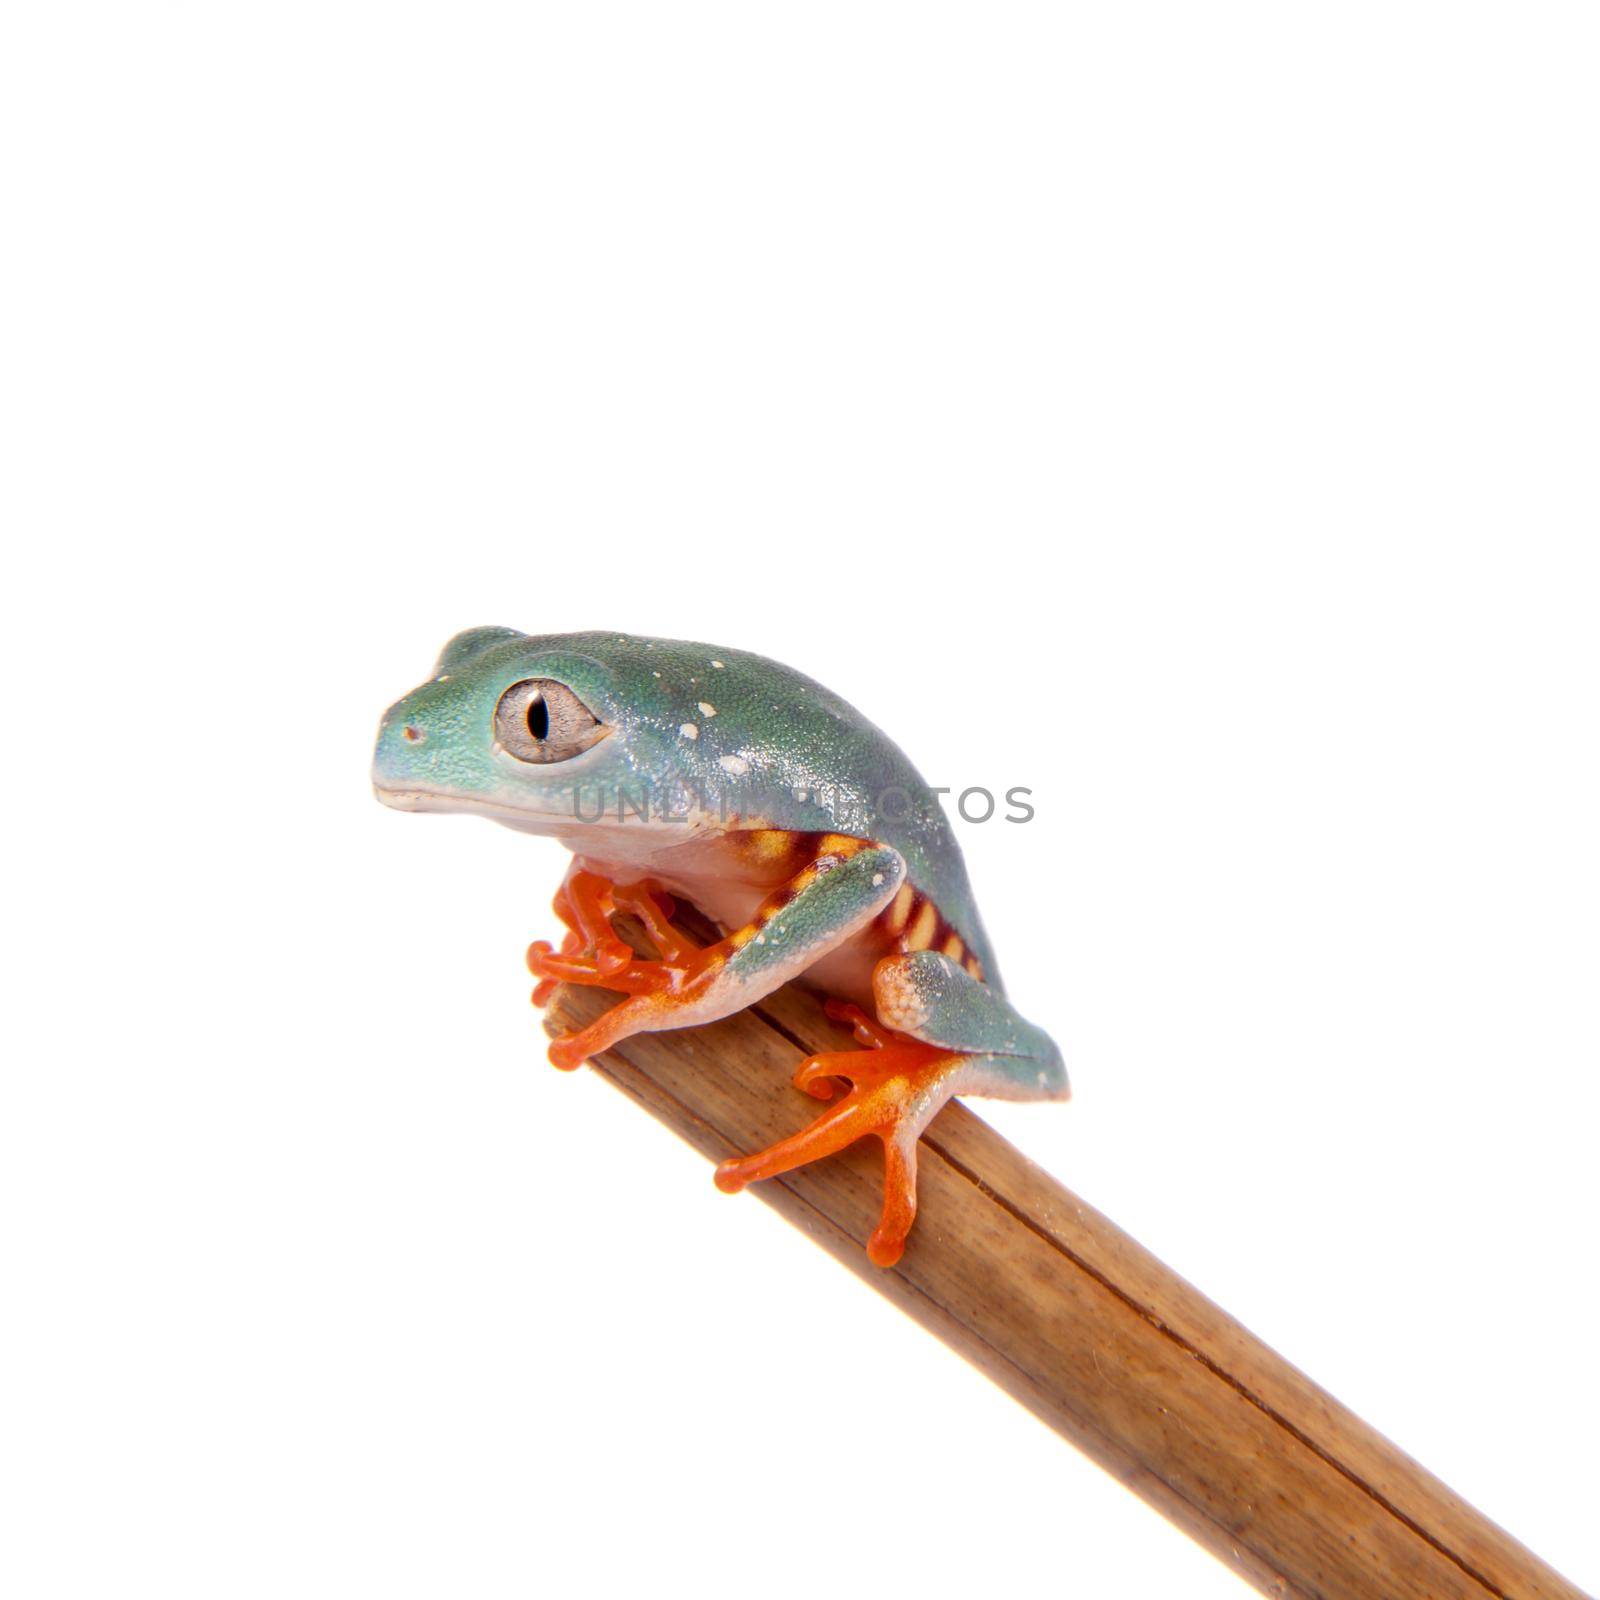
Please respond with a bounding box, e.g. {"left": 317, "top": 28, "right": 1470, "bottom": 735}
{"left": 717, "top": 1038, "right": 965, "bottom": 1267}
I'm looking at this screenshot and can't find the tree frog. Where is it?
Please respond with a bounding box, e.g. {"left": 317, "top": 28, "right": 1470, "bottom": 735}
{"left": 373, "top": 629, "right": 1066, "bottom": 1266}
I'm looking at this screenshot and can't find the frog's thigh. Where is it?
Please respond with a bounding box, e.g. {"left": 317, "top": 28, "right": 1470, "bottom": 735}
{"left": 873, "top": 949, "right": 1069, "bottom": 1100}
{"left": 720, "top": 842, "right": 906, "bottom": 999}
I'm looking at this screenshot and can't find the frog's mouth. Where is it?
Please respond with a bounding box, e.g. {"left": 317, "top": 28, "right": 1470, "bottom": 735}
{"left": 372, "top": 778, "right": 718, "bottom": 850}
{"left": 371, "top": 782, "right": 575, "bottom": 834}
{"left": 371, "top": 784, "right": 448, "bottom": 813}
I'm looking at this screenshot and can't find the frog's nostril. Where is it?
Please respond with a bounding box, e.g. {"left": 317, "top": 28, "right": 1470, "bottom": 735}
{"left": 402, "top": 724, "right": 425, "bottom": 744}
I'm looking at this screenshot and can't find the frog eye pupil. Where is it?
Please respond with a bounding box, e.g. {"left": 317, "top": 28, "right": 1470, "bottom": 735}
{"left": 527, "top": 696, "right": 550, "bottom": 741}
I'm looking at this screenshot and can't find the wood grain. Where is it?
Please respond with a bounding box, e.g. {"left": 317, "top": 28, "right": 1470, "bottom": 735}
{"left": 544, "top": 975, "right": 1588, "bottom": 1600}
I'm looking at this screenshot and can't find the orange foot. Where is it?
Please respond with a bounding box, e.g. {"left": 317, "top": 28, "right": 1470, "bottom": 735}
{"left": 526, "top": 867, "right": 722, "bottom": 1070}
{"left": 714, "top": 1001, "right": 969, "bottom": 1268}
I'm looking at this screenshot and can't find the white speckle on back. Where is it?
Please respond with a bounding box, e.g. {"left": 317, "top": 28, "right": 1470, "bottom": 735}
{"left": 698, "top": 701, "right": 716, "bottom": 717}
{"left": 679, "top": 723, "right": 699, "bottom": 740}
{"left": 651, "top": 670, "right": 661, "bottom": 678}
{"left": 872, "top": 872, "right": 885, "bottom": 887}
{"left": 711, "top": 660, "right": 725, "bottom": 669}
{"left": 718, "top": 754, "right": 749, "bottom": 776}
{"left": 794, "top": 787, "right": 808, "bottom": 802}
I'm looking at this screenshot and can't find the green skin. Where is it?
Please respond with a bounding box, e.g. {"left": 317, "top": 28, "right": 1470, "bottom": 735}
{"left": 374, "top": 629, "right": 1066, "bottom": 1231}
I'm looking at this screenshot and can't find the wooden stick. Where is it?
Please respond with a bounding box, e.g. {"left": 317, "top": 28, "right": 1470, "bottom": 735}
{"left": 543, "top": 974, "right": 1588, "bottom": 1600}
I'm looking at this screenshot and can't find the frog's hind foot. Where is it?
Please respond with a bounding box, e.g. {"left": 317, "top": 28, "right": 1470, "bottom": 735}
{"left": 715, "top": 1025, "right": 972, "bottom": 1269}
{"left": 716, "top": 950, "right": 1066, "bottom": 1266}
{"left": 526, "top": 869, "right": 703, "bottom": 1017}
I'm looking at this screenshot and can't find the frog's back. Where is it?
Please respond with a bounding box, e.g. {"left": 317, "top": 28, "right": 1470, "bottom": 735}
{"left": 576, "top": 633, "right": 1002, "bottom": 988}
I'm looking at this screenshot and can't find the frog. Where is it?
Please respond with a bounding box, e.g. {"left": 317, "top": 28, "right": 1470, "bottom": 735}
{"left": 373, "top": 628, "right": 1066, "bottom": 1266}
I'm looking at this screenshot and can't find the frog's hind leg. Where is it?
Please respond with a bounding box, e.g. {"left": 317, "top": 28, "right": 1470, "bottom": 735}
{"left": 715, "top": 951, "right": 1065, "bottom": 1267}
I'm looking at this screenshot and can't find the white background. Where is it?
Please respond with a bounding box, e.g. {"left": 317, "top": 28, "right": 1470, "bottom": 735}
{"left": 3, "top": 5, "right": 1596, "bottom": 1597}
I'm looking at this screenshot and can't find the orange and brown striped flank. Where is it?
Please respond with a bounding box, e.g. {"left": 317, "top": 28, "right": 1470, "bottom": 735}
{"left": 726, "top": 829, "right": 872, "bottom": 881}
{"left": 728, "top": 828, "right": 818, "bottom": 879}
{"left": 729, "top": 833, "right": 875, "bottom": 949}
{"left": 723, "top": 831, "right": 988, "bottom": 983}
{"left": 877, "top": 881, "right": 985, "bottom": 982}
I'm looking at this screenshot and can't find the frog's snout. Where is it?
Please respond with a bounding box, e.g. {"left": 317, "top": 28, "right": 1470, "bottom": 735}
{"left": 371, "top": 694, "right": 435, "bottom": 803}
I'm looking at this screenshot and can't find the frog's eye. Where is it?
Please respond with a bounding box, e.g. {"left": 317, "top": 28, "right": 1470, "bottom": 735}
{"left": 494, "top": 678, "right": 610, "bottom": 764}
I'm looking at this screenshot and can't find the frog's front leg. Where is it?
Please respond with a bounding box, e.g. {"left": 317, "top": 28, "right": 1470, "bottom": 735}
{"left": 538, "top": 840, "right": 907, "bottom": 1072}
{"left": 526, "top": 864, "right": 697, "bottom": 1006}
{"left": 715, "top": 951, "right": 1067, "bottom": 1267}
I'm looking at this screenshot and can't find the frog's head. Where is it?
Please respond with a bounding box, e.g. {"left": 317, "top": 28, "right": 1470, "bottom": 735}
{"left": 373, "top": 627, "right": 674, "bottom": 837}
